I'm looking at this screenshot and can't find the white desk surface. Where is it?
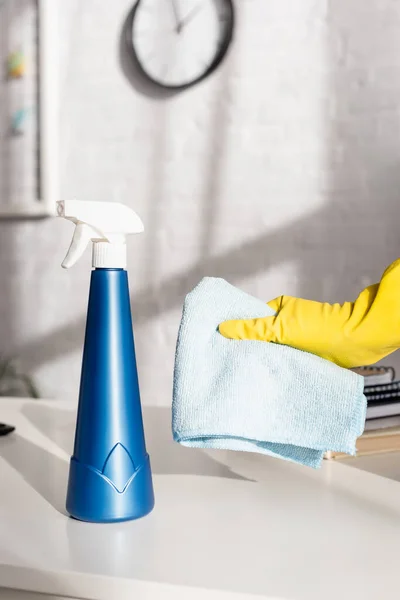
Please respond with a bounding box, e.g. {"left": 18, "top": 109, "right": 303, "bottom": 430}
{"left": 1, "top": 399, "right": 400, "bottom": 600}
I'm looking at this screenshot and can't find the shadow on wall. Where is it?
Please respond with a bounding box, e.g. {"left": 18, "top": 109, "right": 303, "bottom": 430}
{"left": 322, "top": 0, "right": 400, "bottom": 295}
{"left": 8, "top": 1, "right": 400, "bottom": 376}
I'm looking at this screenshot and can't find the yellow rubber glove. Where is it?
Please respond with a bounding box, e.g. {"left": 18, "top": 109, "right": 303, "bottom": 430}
{"left": 219, "top": 259, "right": 400, "bottom": 368}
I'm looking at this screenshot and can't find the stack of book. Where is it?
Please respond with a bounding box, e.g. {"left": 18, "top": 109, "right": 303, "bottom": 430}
{"left": 325, "top": 365, "right": 400, "bottom": 460}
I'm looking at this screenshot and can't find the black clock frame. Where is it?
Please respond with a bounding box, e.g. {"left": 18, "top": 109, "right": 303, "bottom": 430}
{"left": 127, "top": 0, "right": 235, "bottom": 91}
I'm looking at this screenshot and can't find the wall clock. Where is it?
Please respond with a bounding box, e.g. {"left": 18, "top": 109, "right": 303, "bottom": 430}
{"left": 128, "top": 0, "right": 235, "bottom": 90}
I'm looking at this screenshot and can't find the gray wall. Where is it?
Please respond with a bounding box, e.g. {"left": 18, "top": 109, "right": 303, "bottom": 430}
{"left": 1, "top": 0, "right": 400, "bottom": 403}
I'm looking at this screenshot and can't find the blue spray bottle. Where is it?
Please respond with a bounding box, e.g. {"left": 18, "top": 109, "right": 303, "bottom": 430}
{"left": 58, "top": 200, "right": 154, "bottom": 523}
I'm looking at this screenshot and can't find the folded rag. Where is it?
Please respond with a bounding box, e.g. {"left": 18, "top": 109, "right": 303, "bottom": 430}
{"left": 172, "top": 278, "right": 367, "bottom": 468}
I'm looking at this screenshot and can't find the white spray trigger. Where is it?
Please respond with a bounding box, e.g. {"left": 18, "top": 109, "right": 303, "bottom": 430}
{"left": 62, "top": 223, "right": 105, "bottom": 269}
{"left": 58, "top": 200, "right": 144, "bottom": 269}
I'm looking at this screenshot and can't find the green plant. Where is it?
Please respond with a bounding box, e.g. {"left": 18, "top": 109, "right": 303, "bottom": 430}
{"left": 0, "top": 357, "right": 39, "bottom": 398}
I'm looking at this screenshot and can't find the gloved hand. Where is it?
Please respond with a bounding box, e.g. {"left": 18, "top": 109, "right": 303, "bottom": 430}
{"left": 219, "top": 259, "right": 400, "bottom": 368}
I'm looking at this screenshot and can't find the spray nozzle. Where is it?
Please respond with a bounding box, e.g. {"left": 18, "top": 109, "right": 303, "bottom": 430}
{"left": 58, "top": 200, "right": 144, "bottom": 269}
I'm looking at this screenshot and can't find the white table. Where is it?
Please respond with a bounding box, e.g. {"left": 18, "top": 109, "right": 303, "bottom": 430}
{"left": 1, "top": 399, "right": 400, "bottom": 600}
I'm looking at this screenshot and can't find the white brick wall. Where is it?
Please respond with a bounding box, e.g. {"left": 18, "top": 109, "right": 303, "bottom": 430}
{"left": 1, "top": 0, "right": 400, "bottom": 403}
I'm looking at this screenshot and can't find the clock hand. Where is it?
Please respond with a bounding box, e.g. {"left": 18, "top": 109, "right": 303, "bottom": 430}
{"left": 178, "top": 3, "right": 204, "bottom": 32}
{"left": 170, "top": 0, "right": 182, "bottom": 32}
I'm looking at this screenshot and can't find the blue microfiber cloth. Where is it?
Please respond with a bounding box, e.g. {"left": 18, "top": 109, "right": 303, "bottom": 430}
{"left": 172, "top": 277, "right": 367, "bottom": 468}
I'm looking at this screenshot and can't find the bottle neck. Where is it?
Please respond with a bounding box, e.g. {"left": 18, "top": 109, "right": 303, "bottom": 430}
{"left": 92, "top": 241, "right": 126, "bottom": 269}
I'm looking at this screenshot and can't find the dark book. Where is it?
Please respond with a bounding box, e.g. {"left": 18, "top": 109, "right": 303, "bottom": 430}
{"left": 364, "top": 380, "right": 400, "bottom": 401}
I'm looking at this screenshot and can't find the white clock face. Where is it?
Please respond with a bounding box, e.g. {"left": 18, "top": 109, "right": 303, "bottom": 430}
{"left": 131, "top": 0, "right": 234, "bottom": 88}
